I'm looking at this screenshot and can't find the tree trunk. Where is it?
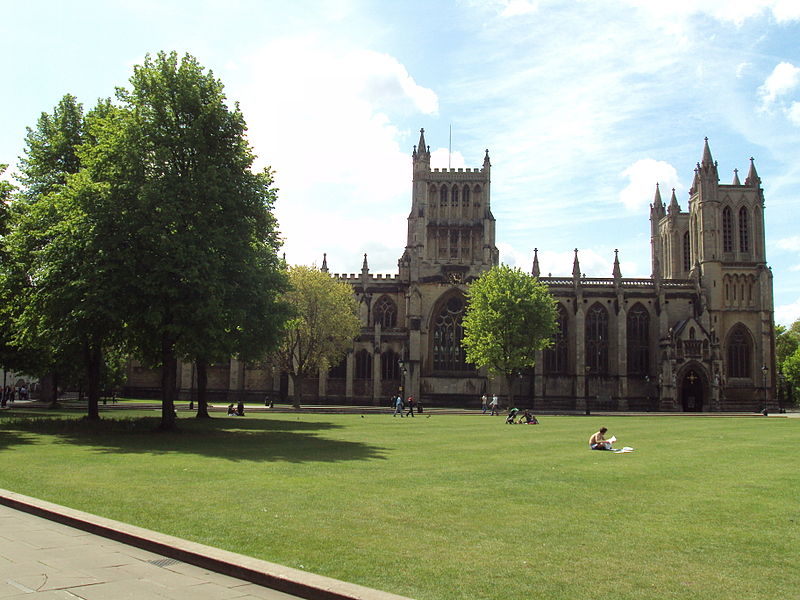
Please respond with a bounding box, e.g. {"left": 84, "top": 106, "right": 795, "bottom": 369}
{"left": 506, "top": 372, "right": 516, "bottom": 411}
{"left": 85, "top": 339, "right": 102, "bottom": 420}
{"left": 160, "top": 338, "right": 178, "bottom": 430}
{"left": 48, "top": 372, "right": 60, "bottom": 409}
{"left": 291, "top": 373, "right": 303, "bottom": 409}
{"left": 195, "top": 358, "right": 211, "bottom": 418}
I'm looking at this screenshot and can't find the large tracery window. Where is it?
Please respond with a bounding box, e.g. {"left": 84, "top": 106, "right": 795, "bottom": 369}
{"left": 374, "top": 296, "right": 397, "bottom": 328}
{"left": 355, "top": 349, "right": 372, "bottom": 380}
{"left": 585, "top": 303, "right": 609, "bottom": 374}
{"left": 727, "top": 325, "right": 752, "bottom": 378}
{"left": 433, "top": 296, "right": 470, "bottom": 371}
{"left": 381, "top": 349, "right": 400, "bottom": 380}
{"left": 722, "top": 206, "right": 733, "bottom": 253}
{"left": 739, "top": 207, "right": 750, "bottom": 253}
{"left": 544, "top": 304, "right": 569, "bottom": 373}
{"left": 627, "top": 304, "right": 650, "bottom": 376}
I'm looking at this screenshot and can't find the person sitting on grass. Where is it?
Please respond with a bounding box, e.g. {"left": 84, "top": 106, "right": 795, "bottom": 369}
{"left": 519, "top": 409, "right": 538, "bottom": 424}
{"left": 227, "top": 403, "right": 236, "bottom": 416}
{"left": 506, "top": 407, "right": 519, "bottom": 424}
{"left": 589, "top": 427, "right": 613, "bottom": 450}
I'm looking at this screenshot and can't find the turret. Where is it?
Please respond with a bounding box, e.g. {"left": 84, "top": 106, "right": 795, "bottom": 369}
{"left": 668, "top": 188, "right": 680, "bottom": 217}
{"left": 745, "top": 157, "right": 761, "bottom": 187}
{"left": 572, "top": 248, "right": 581, "bottom": 280}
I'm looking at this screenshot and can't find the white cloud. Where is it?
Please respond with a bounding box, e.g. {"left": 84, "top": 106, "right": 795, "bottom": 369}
{"left": 776, "top": 236, "right": 800, "bottom": 252}
{"left": 627, "top": 0, "right": 800, "bottom": 27}
{"left": 758, "top": 62, "right": 800, "bottom": 107}
{"left": 776, "top": 297, "right": 800, "bottom": 326}
{"left": 736, "top": 62, "right": 750, "bottom": 79}
{"left": 787, "top": 101, "right": 800, "bottom": 125}
{"left": 498, "top": 0, "right": 540, "bottom": 17}
{"left": 430, "top": 148, "right": 465, "bottom": 170}
{"left": 619, "top": 159, "right": 681, "bottom": 212}
{"left": 234, "top": 37, "right": 438, "bottom": 271}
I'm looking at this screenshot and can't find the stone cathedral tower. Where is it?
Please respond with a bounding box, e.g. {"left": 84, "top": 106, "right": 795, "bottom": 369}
{"left": 651, "top": 139, "right": 774, "bottom": 409}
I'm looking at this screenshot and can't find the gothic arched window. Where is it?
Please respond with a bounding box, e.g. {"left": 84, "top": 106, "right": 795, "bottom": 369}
{"left": 462, "top": 185, "right": 470, "bottom": 206}
{"left": 727, "top": 325, "right": 751, "bottom": 378}
{"left": 585, "top": 303, "right": 609, "bottom": 374}
{"left": 451, "top": 187, "right": 458, "bottom": 206}
{"left": 544, "top": 304, "right": 569, "bottom": 373}
{"left": 627, "top": 304, "right": 649, "bottom": 376}
{"left": 683, "top": 231, "right": 691, "bottom": 272}
{"left": 374, "top": 296, "right": 397, "bottom": 328}
{"left": 328, "top": 356, "right": 347, "bottom": 379}
{"left": 355, "top": 349, "right": 372, "bottom": 379}
{"left": 722, "top": 206, "right": 733, "bottom": 253}
{"left": 381, "top": 349, "right": 400, "bottom": 380}
{"left": 739, "top": 207, "right": 750, "bottom": 253}
{"left": 432, "top": 296, "right": 470, "bottom": 371}
{"left": 440, "top": 185, "right": 448, "bottom": 207}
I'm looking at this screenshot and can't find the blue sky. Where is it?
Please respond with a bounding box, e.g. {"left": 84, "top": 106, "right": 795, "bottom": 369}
{"left": 2, "top": 0, "right": 799, "bottom": 325}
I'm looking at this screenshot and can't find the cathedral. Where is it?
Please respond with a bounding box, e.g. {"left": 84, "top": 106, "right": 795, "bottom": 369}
{"left": 125, "top": 130, "right": 776, "bottom": 411}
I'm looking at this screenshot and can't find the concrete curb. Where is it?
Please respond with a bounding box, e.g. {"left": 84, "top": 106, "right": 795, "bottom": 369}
{"left": 0, "top": 488, "right": 413, "bottom": 600}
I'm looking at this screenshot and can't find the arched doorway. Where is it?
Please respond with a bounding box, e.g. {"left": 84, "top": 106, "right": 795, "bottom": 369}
{"left": 680, "top": 367, "right": 706, "bottom": 412}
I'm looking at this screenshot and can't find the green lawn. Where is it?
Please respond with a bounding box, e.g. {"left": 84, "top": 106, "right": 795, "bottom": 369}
{"left": 0, "top": 409, "right": 797, "bottom": 600}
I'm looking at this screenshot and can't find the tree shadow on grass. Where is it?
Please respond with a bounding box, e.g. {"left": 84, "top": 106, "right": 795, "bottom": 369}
{"left": 0, "top": 415, "right": 388, "bottom": 464}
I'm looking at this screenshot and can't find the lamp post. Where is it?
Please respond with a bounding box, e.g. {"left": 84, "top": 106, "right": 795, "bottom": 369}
{"left": 761, "top": 364, "right": 768, "bottom": 415}
{"left": 398, "top": 358, "right": 406, "bottom": 398}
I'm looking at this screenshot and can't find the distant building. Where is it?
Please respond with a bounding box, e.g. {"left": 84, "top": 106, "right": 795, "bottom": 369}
{"left": 124, "top": 131, "right": 776, "bottom": 411}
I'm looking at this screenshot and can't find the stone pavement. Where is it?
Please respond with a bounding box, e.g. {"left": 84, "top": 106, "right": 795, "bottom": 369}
{"left": 0, "top": 491, "right": 412, "bottom": 600}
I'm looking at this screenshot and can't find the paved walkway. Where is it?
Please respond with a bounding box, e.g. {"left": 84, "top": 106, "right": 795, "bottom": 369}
{"left": 0, "top": 504, "right": 302, "bottom": 600}
{"left": 0, "top": 491, "right": 411, "bottom": 600}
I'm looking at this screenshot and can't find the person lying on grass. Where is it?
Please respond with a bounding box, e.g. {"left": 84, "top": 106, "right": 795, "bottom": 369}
{"left": 589, "top": 427, "right": 613, "bottom": 450}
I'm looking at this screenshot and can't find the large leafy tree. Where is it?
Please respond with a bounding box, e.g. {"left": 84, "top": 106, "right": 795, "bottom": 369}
{"left": 89, "top": 51, "right": 288, "bottom": 428}
{"left": 776, "top": 320, "right": 800, "bottom": 406}
{"left": 274, "top": 266, "right": 360, "bottom": 408}
{"left": 1, "top": 97, "right": 130, "bottom": 417}
{"left": 462, "top": 265, "right": 557, "bottom": 409}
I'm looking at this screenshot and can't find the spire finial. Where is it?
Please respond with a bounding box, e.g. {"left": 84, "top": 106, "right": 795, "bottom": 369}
{"left": 532, "top": 248, "right": 540, "bottom": 278}
{"left": 572, "top": 248, "right": 581, "bottom": 280}
{"left": 321, "top": 253, "right": 329, "bottom": 273}
{"left": 745, "top": 157, "right": 760, "bottom": 186}
{"left": 668, "top": 188, "right": 680, "bottom": 215}
{"left": 414, "top": 128, "right": 429, "bottom": 162}
{"left": 362, "top": 253, "right": 369, "bottom": 272}
{"left": 732, "top": 168, "right": 741, "bottom": 185}
{"left": 613, "top": 249, "right": 622, "bottom": 279}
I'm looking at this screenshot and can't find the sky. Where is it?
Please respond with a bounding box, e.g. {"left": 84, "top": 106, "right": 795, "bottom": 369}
{"left": 1, "top": 0, "right": 799, "bottom": 325}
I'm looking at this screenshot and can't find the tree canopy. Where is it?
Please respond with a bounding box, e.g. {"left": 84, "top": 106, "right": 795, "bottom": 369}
{"left": 1, "top": 53, "right": 289, "bottom": 428}
{"left": 273, "top": 265, "right": 360, "bottom": 408}
{"left": 776, "top": 320, "right": 800, "bottom": 406}
{"left": 462, "top": 265, "right": 558, "bottom": 408}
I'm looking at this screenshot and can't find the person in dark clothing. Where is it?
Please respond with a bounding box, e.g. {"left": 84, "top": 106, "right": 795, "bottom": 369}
{"left": 406, "top": 396, "right": 416, "bottom": 417}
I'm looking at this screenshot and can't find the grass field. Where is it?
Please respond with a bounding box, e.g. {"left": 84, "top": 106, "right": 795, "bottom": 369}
{"left": 0, "top": 409, "right": 797, "bottom": 600}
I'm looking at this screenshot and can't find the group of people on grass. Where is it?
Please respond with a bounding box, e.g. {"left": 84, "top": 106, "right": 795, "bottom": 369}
{"left": 1, "top": 385, "right": 28, "bottom": 408}
{"left": 227, "top": 401, "right": 246, "bottom": 416}
{"left": 392, "top": 394, "right": 422, "bottom": 417}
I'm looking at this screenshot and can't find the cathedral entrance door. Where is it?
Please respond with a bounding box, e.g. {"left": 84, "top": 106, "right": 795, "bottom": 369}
{"left": 680, "top": 369, "right": 704, "bottom": 412}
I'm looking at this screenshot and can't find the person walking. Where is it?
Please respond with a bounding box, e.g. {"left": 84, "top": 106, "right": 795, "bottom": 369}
{"left": 394, "top": 394, "right": 404, "bottom": 417}
{"left": 406, "top": 396, "right": 416, "bottom": 417}
{"left": 489, "top": 394, "right": 499, "bottom": 416}
{"left": 481, "top": 394, "right": 488, "bottom": 414}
